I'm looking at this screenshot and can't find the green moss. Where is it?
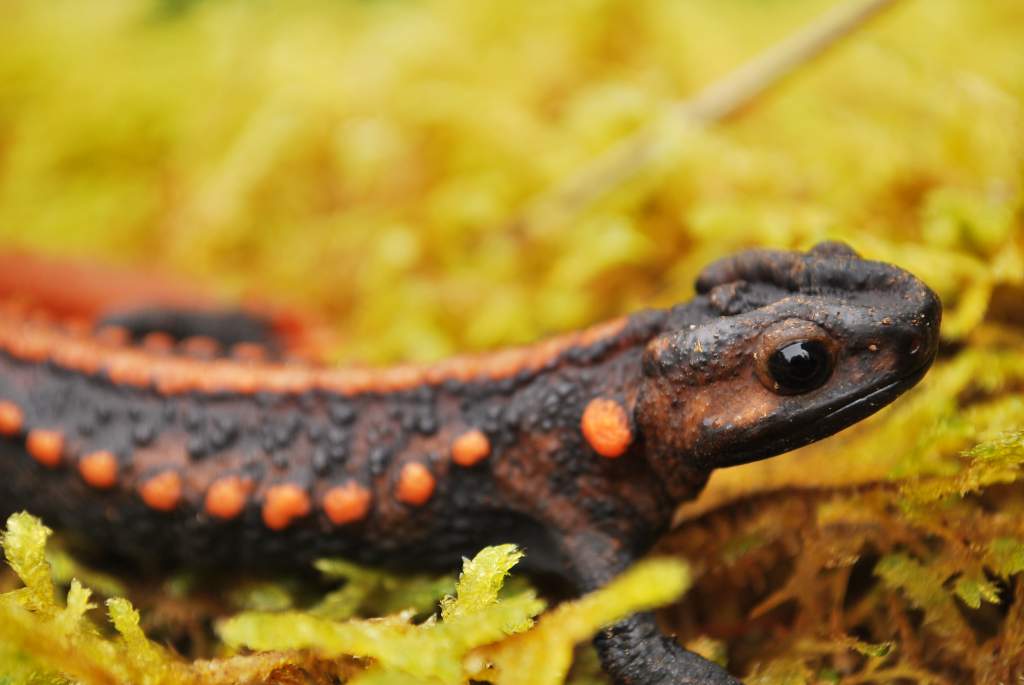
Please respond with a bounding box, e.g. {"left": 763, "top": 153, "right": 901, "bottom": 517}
{"left": 0, "top": 515, "right": 192, "bottom": 685}
{"left": 439, "top": 544, "right": 523, "bottom": 624}
{"left": 477, "top": 559, "right": 691, "bottom": 685}
{"left": 2, "top": 514, "right": 56, "bottom": 615}
{"left": 0, "top": 515, "right": 689, "bottom": 684}
{"left": 311, "top": 558, "right": 454, "bottom": 620}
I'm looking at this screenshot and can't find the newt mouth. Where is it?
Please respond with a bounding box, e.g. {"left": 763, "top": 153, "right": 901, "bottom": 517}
{"left": 817, "top": 362, "right": 930, "bottom": 429}
{"left": 719, "top": 361, "right": 933, "bottom": 468}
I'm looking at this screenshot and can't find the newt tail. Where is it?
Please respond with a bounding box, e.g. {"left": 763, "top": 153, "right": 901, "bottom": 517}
{"left": 0, "top": 242, "right": 940, "bottom": 685}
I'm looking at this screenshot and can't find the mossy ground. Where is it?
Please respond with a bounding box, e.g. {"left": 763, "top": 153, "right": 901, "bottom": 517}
{"left": 0, "top": 0, "right": 1022, "bottom": 682}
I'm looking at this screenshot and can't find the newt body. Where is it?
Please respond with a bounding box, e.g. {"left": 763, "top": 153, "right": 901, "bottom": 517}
{"left": 0, "top": 243, "right": 940, "bottom": 684}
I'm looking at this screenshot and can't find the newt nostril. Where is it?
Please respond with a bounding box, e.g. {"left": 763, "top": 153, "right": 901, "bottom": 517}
{"left": 902, "top": 326, "right": 938, "bottom": 375}
{"left": 908, "top": 335, "right": 923, "bottom": 357}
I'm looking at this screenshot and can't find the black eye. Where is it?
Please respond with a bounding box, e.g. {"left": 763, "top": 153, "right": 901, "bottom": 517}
{"left": 767, "top": 340, "right": 833, "bottom": 394}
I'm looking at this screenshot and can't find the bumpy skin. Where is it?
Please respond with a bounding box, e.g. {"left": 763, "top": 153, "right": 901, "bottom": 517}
{"left": 0, "top": 243, "right": 941, "bottom": 684}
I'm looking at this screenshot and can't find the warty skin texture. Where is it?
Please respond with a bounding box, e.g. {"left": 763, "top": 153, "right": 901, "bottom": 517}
{"left": 0, "top": 242, "right": 941, "bottom": 684}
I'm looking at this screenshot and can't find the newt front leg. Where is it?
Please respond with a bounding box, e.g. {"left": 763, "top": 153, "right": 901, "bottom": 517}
{"left": 560, "top": 528, "right": 740, "bottom": 685}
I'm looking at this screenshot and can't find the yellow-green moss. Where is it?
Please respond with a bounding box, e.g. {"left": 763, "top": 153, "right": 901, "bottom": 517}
{"left": 0, "top": 514, "right": 689, "bottom": 684}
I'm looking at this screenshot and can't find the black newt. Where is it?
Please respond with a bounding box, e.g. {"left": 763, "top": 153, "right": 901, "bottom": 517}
{"left": 0, "top": 242, "right": 941, "bottom": 684}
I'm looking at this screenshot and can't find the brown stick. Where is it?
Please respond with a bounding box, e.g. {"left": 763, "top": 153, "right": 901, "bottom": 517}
{"left": 515, "top": 0, "right": 902, "bottom": 235}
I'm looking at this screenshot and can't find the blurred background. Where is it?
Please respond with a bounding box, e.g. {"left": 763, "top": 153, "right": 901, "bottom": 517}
{"left": 1, "top": 0, "right": 1019, "bottom": 366}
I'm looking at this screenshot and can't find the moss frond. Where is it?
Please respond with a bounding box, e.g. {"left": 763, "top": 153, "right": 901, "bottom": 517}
{"left": 440, "top": 544, "right": 524, "bottom": 623}
{"left": 311, "top": 558, "right": 454, "bottom": 621}
{"left": 476, "top": 559, "right": 691, "bottom": 685}
{"left": 0, "top": 514, "right": 192, "bottom": 685}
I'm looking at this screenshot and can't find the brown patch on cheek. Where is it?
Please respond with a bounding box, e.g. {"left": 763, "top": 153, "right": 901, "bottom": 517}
{"left": 638, "top": 370, "right": 782, "bottom": 464}
{"left": 682, "top": 376, "right": 782, "bottom": 450}
{"left": 717, "top": 381, "right": 784, "bottom": 430}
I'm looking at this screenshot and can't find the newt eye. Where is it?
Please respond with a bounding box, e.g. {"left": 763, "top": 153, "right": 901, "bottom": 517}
{"left": 767, "top": 340, "right": 833, "bottom": 394}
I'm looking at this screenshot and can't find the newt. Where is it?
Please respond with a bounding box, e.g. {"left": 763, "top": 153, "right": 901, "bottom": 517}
{"left": 0, "top": 242, "right": 940, "bottom": 684}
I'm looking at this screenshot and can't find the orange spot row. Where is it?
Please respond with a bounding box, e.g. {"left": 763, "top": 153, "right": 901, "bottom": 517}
{"left": 10, "top": 421, "right": 428, "bottom": 528}
{"left": 7, "top": 418, "right": 117, "bottom": 487}
{"left": 581, "top": 397, "right": 634, "bottom": 458}
{"left": 198, "top": 471, "right": 429, "bottom": 526}
{"left": 205, "top": 477, "right": 374, "bottom": 527}
{"left": 156, "top": 468, "right": 426, "bottom": 524}
{"left": 0, "top": 310, "right": 632, "bottom": 398}
{"left": 8, "top": 422, "right": 380, "bottom": 529}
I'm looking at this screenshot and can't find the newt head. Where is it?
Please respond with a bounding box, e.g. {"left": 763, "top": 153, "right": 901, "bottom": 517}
{"left": 635, "top": 242, "right": 941, "bottom": 481}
